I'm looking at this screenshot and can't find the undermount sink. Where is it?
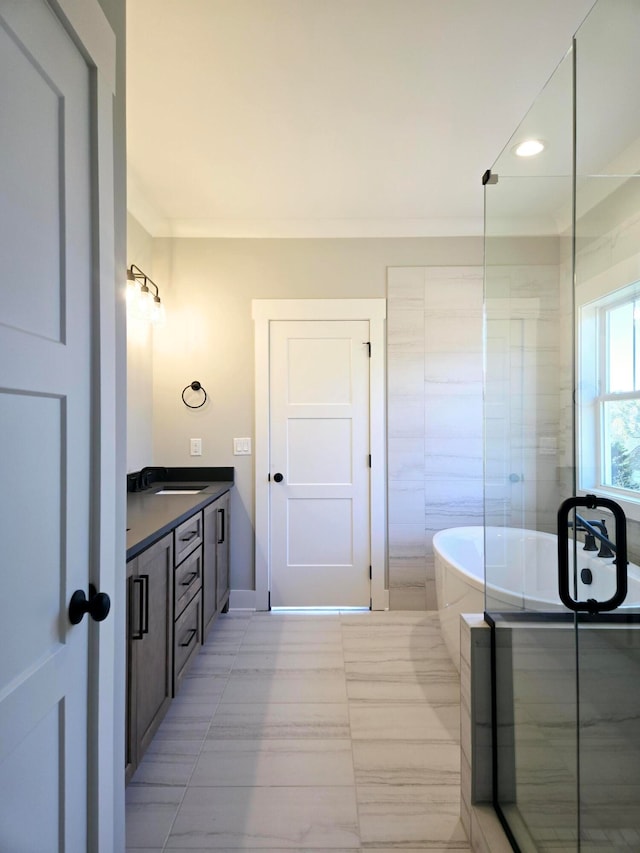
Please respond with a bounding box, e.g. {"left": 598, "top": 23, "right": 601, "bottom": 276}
{"left": 155, "top": 486, "right": 206, "bottom": 495}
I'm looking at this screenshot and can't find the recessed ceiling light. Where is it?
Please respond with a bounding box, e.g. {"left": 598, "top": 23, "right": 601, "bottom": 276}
{"left": 514, "top": 139, "right": 545, "bottom": 157}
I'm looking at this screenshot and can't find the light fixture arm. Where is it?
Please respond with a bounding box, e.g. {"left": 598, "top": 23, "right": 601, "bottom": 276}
{"left": 129, "top": 264, "right": 161, "bottom": 299}
{"left": 127, "top": 263, "right": 165, "bottom": 324}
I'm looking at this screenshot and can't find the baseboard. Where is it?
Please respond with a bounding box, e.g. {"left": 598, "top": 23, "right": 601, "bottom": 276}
{"left": 229, "top": 589, "right": 256, "bottom": 610}
{"left": 229, "top": 589, "right": 389, "bottom": 611}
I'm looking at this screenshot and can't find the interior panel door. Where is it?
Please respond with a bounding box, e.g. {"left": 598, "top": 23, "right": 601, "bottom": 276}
{"left": 269, "top": 320, "right": 371, "bottom": 607}
{"left": 0, "top": 1, "right": 102, "bottom": 848}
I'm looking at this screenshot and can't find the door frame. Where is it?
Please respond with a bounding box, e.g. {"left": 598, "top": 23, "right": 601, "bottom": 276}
{"left": 252, "top": 298, "right": 387, "bottom": 611}
{"left": 47, "top": 0, "right": 121, "bottom": 848}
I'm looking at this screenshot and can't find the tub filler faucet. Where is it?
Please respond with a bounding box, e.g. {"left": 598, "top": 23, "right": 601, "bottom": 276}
{"left": 568, "top": 515, "right": 616, "bottom": 559}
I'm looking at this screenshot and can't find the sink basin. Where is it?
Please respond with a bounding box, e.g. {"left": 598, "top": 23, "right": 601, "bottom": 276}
{"left": 155, "top": 486, "right": 206, "bottom": 495}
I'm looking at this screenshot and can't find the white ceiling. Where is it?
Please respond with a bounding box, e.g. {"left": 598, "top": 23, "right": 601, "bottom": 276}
{"left": 126, "top": 0, "right": 597, "bottom": 238}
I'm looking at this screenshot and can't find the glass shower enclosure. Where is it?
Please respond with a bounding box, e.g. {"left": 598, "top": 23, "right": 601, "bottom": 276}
{"left": 483, "top": 0, "right": 640, "bottom": 850}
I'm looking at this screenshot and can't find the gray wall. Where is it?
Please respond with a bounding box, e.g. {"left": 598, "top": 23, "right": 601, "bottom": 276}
{"left": 126, "top": 213, "right": 155, "bottom": 473}
{"left": 126, "top": 228, "right": 483, "bottom": 595}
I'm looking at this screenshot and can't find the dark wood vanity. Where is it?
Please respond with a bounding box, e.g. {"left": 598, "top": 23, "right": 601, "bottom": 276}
{"left": 125, "top": 467, "right": 233, "bottom": 782}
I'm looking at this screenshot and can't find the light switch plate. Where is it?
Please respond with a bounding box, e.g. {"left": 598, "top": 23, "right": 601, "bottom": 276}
{"left": 190, "top": 438, "right": 202, "bottom": 456}
{"left": 233, "top": 437, "right": 252, "bottom": 455}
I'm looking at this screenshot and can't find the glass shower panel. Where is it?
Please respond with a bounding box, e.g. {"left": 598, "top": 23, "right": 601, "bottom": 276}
{"left": 574, "top": 0, "right": 640, "bottom": 588}
{"left": 485, "top": 44, "right": 581, "bottom": 853}
{"left": 494, "top": 620, "right": 579, "bottom": 852}
{"left": 487, "top": 2, "right": 640, "bottom": 851}
{"left": 484, "top": 47, "right": 575, "bottom": 615}
{"left": 576, "top": 625, "right": 640, "bottom": 850}
{"left": 574, "top": 1, "right": 640, "bottom": 848}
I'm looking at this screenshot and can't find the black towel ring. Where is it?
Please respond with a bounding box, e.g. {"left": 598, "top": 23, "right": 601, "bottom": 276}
{"left": 182, "top": 380, "right": 208, "bottom": 409}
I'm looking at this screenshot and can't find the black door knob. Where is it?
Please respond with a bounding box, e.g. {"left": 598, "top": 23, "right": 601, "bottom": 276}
{"left": 69, "top": 584, "right": 111, "bottom": 625}
{"left": 273, "top": 472, "right": 284, "bottom": 483}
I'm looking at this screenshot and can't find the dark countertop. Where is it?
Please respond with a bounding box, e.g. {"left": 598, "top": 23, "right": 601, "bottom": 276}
{"left": 126, "top": 467, "right": 234, "bottom": 560}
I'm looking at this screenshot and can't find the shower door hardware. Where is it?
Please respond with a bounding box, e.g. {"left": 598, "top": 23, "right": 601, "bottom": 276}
{"left": 482, "top": 169, "right": 499, "bottom": 185}
{"left": 557, "top": 495, "right": 628, "bottom": 613}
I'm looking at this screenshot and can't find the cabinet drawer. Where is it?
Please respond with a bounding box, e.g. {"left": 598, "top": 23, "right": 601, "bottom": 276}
{"left": 175, "top": 546, "right": 202, "bottom": 618}
{"left": 174, "top": 511, "right": 203, "bottom": 564}
{"left": 173, "top": 590, "right": 202, "bottom": 694}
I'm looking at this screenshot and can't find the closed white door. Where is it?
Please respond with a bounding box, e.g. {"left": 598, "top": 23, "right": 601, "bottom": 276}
{"left": 269, "top": 320, "right": 371, "bottom": 607}
{"left": 0, "top": 1, "right": 114, "bottom": 849}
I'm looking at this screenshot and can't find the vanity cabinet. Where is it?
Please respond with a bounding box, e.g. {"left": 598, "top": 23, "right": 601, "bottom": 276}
{"left": 215, "top": 491, "right": 231, "bottom": 614}
{"left": 203, "top": 490, "right": 231, "bottom": 638}
{"left": 174, "top": 511, "right": 203, "bottom": 565}
{"left": 174, "top": 589, "right": 203, "bottom": 691}
{"left": 126, "top": 533, "right": 173, "bottom": 784}
{"left": 126, "top": 479, "right": 233, "bottom": 781}
{"left": 173, "top": 512, "right": 203, "bottom": 694}
{"left": 174, "top": 537, "right": 203, "bottom": 618}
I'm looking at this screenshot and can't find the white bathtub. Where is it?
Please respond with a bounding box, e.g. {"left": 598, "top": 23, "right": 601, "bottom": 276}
{"left": 434, "top": 525, "right": 640, "bottom": 671}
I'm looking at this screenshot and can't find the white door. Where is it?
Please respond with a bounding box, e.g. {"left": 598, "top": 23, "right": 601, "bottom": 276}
{"left": 0, "top": 1, "right": 116, "bottom": 850}
{"left": 269, "top": 320, "right": 371, "bottom": 607}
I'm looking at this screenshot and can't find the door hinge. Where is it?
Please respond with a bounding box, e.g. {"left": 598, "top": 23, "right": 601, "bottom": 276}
{"left": 268, "top": 590, "right": 271, "bottom": 610}
{"left": 368, "top": 454, "right": 371, "bottom": 468}
{"left": 369, "top": 565, "right": 372, "bottom": 580}
{"left": 369, "top": 597, "right": 372, "bottom": 611}
{"left": 364, "top": 341, "right": 371, "bottom": 357}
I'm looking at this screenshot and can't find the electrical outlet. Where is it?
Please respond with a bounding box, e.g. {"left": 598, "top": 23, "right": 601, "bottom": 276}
{"left": 190, "top": 438, "right": 202, "bottom": 456}
{"left": 233, "top": 437, "right": 252, "bottom": 455}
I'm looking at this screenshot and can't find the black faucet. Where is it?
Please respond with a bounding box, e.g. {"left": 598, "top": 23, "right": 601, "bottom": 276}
{"left": 137, "top": 466, "right": 168, "bottom": 491}
{"left": 569, "top": 515, "right": 616, "bottom": 558}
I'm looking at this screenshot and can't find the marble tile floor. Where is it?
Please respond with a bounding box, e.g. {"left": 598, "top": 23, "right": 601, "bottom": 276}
{"left": 126, "top": 609, "right": 471, "bottom": 851}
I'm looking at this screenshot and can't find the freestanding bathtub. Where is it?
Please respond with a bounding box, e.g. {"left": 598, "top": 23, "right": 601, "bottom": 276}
{"left": 433, "top": 525, "right": 640, "bottom": 671}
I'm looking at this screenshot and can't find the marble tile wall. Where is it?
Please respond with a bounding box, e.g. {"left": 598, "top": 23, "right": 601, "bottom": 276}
{"left": 387, "top": 266, "right": 484, "bottom": 610}
{"left": 459, "top": 615, "right": 513, "bottom": 853}
{"left": 460, "top": 616, "right": 491, "bottom": 831}
{"left": 388, "top": 262, "right": 567, "bottom": 609}
{"left": 484, "top": 264, "right": 563, "bottom": 535}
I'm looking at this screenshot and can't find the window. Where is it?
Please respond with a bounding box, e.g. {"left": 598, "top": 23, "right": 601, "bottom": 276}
{"left": 579, "top": 283, "right": 640, "bottom": 509}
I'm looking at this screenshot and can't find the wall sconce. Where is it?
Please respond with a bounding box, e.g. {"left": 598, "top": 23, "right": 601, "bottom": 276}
{"left": 126, "top": 264, "right": 166, "bottom": 325}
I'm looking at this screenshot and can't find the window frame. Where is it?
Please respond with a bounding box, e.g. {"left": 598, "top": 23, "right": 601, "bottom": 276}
{"left": 579, "top": 283, "right": 640, "bottom": 521}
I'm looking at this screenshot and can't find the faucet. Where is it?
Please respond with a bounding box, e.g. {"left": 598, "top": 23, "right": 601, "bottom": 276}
{"left": 569, "top": 515, "right": 616, "bottom": 559}
{"left": 137, "top": 466, "right": 168, "bottom": 491}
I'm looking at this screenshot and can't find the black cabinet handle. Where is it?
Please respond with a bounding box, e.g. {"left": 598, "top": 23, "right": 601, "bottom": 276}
{"left": 217, "top": 507, "right": 225, "bottom": 544}
{"left": 179, "top": 530, "right": 198, "bottom": 542}
{"left": 141, "top": 574, "right": 150, "bottom": 636}
{"left": 131, "top": 577, "right": 144, "bottom": 640}
{"left": 69, "top": 584, "right": 111, "bottom": 625}
{"left": 179, "top": 571, "right": 198, "bottom": 587}
{"left": 130, "top": 575, "right": 150, "bottom": 640}
{"left": 180, "top": 628, "right": 197, "bottom": 648}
